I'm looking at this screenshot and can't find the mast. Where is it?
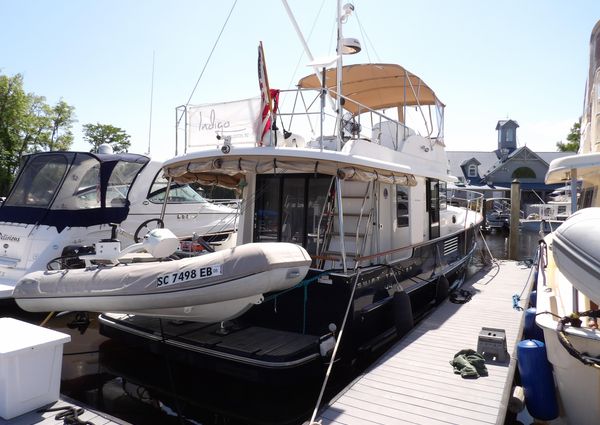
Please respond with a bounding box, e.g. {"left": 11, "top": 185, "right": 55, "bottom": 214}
{"left": 335, "top": 0, "right": 347, "bottom": 272}
{"left": 333, "top": 2, "right": 359, "bottom": 273}
{"left": 281, "top": 1, "right": 360, "bottom": 273}
{"left": 147, "top": 51, "right": 155, "bottom": 155}
{"left": 335, "top": 0, "right": 344, "bottom": 151}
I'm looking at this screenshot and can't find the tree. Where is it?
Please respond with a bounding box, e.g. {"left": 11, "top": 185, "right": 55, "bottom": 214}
{"left": 83, "top": 123, "right": 131, "bottom": 153}
{"left": 0, "top": 74, "right": 43, "bottom": 194}
{"left": 19, "top": 97, "right": 76, "bottom": 153}
{"left": 0, "top": 73, "right": 76, "bottom": 195}
{"left": 556, "top": 121, "right": 581, "bottom": 152}
{"left": 44, "top": 100, "right": 76, "bottom": 151}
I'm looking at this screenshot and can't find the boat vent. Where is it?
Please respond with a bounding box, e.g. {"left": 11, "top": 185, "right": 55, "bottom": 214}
{"left": 443, "top": 237, "right": 459, "bottom": 256}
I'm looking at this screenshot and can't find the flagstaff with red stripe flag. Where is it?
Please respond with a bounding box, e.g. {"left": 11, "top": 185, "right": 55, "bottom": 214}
{"left": 257, "top": 41, "right": 279, "bottom": 145}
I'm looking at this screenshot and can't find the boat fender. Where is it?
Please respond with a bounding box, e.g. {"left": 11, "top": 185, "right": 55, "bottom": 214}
{"left": 529, "top": 290, "right": 537, "bottom": 308}
{"left": 435, "top": 275, "right": 449, "bottom": 305}
{"left": 523, "top": 307, "right": 544, "bottom": 342}
{"left": 392, "top": 291, "right": 413, "bottom": 338}
{"left": 516, "top": 339, "right": 558, "bottom": 421}
{"left": 508, "top": 385, "right": 525, "bottom": 414}
{"left": 319, "top": 335, "right": 336, "bottom": 357}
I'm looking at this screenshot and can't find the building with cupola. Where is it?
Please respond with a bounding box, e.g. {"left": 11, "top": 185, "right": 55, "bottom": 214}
{"left": 447, "top": 119, "right": 574, "bottom": 205}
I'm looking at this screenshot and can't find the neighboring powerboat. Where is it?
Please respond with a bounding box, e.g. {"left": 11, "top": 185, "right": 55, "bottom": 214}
{"left": 520, "top": 200, "right": 571, "bottom": 233}
{"left": 534, "top": 200, "right": 600, "bottom": 425}
{"left": 531, "top": 19, "right": 600, "bottom": 425}
{"left": 483, "top": 197, "right": 512, "bottom": 231}
{"left": 0, "top": 145, "right": 238, "bottom": 298}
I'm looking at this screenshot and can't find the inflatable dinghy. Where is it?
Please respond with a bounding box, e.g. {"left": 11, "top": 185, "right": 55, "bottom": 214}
{"left": 13, "top": 242, "right": 311, "bottom": 322}
{"left": 552, "top": 207, "right": 600, "bottom": 305}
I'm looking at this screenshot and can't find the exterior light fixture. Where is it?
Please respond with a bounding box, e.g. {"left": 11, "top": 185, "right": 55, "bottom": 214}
{"left": 340, "top": 37, "right": 361, "bottom": 55}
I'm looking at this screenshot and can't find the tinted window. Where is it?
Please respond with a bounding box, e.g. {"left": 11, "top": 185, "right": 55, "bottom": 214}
{"left": 148, "top": 173, "right": 207, "bottom": 204}
{"left": 5, "top": 154, "right": 69, "bottom": 207}
{"left": 106, "top": 162, "right": 144, "bottom": 207}
{"left": 397, "top": 186, "right": 409, "bottom": 227}
{"left": 254, "top": 174, "right": 332, "bottom": 254}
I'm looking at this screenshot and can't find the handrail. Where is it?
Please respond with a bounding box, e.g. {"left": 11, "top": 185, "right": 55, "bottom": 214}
{"left": 354, "top": 181, "right": 372, "bottom": 259}
{"left": 315, "top": 177, "right": 336, "bottom": 263}
{"left": 279, "top": 87, "right": 439, "bottom": 149}
{"left": 314, "top": 187, "right": 484, "bottom": 265}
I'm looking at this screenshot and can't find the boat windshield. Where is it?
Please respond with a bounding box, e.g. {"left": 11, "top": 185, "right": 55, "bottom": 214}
{"left": 0, "top": 151, "right": 149, "bottom": 231}
{"left": 4, "top": 153, "right": 69, "bottom": 208}
{"left": 70, "top": 159, "right": 145, "bottom": 209}
{"left": 147, "top": 175, "right": 208, "bottom": 204}
{"left": 5, "top": 153, "right": 146, "bottom": 211}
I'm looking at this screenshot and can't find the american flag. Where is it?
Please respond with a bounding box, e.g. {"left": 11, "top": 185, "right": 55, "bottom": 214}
{"left": 258, "top": 41, "right": 272, "bottom": 145}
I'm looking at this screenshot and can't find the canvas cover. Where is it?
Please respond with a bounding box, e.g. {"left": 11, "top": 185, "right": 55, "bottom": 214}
{"left": 298, "top": 63, "right": 443, "bottom": 115}
{"left": 164, "top": 154, "right": 416, "bottom": 189}
{"left": 552, "top": 208, "right": 600, "bottom": 305}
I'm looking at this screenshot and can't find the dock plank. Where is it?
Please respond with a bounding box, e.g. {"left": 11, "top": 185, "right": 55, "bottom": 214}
{"left": 0, "top": 397, "right": 129, "bottom": 425}
{"left": 317, "top": 260, "right": 532, "bottom": 425}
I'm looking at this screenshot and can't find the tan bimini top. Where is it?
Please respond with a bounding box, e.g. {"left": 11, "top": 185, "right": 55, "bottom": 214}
{"left": 297, "top": 63, "right": 443, "bottom": 116}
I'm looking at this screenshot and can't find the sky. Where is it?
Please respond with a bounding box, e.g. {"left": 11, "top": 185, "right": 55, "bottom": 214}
{"left": 1, "top": 0, "right": 599, "bottom": 161}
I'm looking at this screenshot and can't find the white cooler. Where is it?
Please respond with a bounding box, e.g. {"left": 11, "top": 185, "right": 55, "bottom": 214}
{"left": 0, "top": 317, "right": 71, "bottom": 419}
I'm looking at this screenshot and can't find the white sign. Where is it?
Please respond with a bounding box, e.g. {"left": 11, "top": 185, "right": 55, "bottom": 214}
{"left": 186, "top": 97, "right": 261, "bottom": 148}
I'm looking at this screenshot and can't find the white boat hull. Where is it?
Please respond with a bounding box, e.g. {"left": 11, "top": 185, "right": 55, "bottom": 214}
{"left": 13, "top": 242, "right": 311, "bottom": 322}
{"left": 536, "top": 224, "right": 600, "bottom": 425}
{"left": 519, "top": 219, "right": 563, "bottom": 233}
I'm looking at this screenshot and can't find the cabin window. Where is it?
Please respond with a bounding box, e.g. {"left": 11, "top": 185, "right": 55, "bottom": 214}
{"left": 74, "top": 162, "right": 101, "bottom": 208}
{"left": 511, "top": 167, "right": 536, "bottom": 179}
{"left": 148, "top": 172, "right": 208, "bottom": 204}
{"left": 254, "top": 177, "right": 281, "bottom": 242}
{"left": 427, "top": 179, "right": 440, "bottom": 239}
{"left": 467, "top": 164, "right": 477, "bottom": 178}
{"left": 396, "top": 186, "right": 410, "bottom": 227}
{"left": 5, "top": 154, "right": 69, "bottom": 208}
{"left": 254, "top": 174, "right": 332, "bottom": 254}
{"left": 281, "top": 177, "right": 306, "bottom": 243}
{"left": 439, "top": 181, "right": 447, "bottom": 210}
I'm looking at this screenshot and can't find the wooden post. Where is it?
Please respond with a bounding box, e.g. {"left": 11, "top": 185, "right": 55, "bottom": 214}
{"left": 509, "top": 179, "right": 521, "bottom": 260}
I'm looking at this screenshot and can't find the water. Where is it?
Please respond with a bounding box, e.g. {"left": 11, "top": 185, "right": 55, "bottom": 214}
{"left": 478, "top": 229, "right": 541, "bottom": 263}
{"left": 3, "top": 229, "right": 541, "bottom": 425}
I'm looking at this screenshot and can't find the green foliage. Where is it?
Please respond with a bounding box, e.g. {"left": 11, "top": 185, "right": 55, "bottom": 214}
{"left": 82, "top": 123, "right": 131, "bottom": 153}
{"left": 0, "top": 72, "right": 77, "bottom": 195}
{"left": 45, "top": 100, "right": 76, "bottom": 151}
{"left": 556, "top": 121, "right": 581, "bottom": 152}
{"left": 0, "top": 74, "right": 28, "bottom": 194}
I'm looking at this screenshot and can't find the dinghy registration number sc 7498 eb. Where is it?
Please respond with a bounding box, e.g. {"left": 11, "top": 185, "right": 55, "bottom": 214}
{"left": 156, "top": 265, "right": 223, "bottom": 287}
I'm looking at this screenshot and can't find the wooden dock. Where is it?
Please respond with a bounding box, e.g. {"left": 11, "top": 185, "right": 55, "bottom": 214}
{"left": 0, "top": 397, "right": 130, "bottom": 425}
{"left": 317, "top": 260, "right": 533, "bottom": 425}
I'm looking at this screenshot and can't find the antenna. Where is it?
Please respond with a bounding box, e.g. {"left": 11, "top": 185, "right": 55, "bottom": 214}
{"left": 147, "top": 51, "right": 155, "bottom": 155}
